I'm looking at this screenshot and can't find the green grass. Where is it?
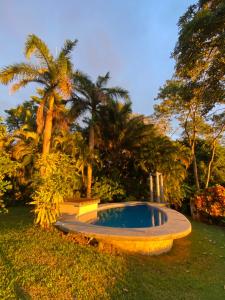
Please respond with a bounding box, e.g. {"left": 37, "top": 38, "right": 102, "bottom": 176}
{"left": 0, "top": 207, "right": 225, "bottom": 299}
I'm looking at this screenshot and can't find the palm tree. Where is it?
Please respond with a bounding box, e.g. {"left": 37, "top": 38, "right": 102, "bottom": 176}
{"left": 95, "top": 100, "right": 152, "bottom": 155}
{"left": 5, "top": 100, "right": 37, "bottom": 132}
{"left": 96, "top": 101, "right": 190, "bottom": 203}
{"left": 71, "top": 72, "right": 129, "bottom": 198}
{"left": 95, "top": 100, "right": 155, "bottom": 177}
{"left": 0, "top": 34, "right": 77, "bottom": 156}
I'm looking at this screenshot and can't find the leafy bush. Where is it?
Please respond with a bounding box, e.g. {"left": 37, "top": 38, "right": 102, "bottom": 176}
{"left": 194, "top": 185, "right": 225, "bottom": 220}
{"left": 0, "top": 151, "right": 18, "bottom": 213}
{"left": 92, "top": 177, "right": 125, "bottom": 202}
{"left": 0, "top": 182, "right": 10, "bottom": 213}
{"left": 31, "top": 153, "right": 82, "bottom": 228}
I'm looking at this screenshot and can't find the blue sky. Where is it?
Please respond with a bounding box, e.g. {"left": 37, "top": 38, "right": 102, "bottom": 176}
{"left": 0, "top": 0, "right": 195, "bottom": 116}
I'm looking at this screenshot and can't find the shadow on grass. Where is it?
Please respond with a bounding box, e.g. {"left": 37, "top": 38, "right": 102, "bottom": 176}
{"left": 0, "top": 206, "right": 33, "bottom": 231}
{"left": 0, "top": 247, "right": 32, "bottom": 300}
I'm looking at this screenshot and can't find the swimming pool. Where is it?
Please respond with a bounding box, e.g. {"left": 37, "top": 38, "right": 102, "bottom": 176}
{"left": 91, "top": 204, "right": 167, "bottom": 228}
{"left": 56, "top": 201, "right": 191, "bottom": 255}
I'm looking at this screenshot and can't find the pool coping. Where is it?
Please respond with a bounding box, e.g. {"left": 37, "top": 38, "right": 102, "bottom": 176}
{"left": 63, "top": 198, "right": 100, "bottom": 207}
{"left": 55, "top": 202, "right": 192, "bottom": 242}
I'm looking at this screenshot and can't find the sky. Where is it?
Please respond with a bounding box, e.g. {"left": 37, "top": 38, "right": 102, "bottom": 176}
{"left": 0, "top": 0, "right": 196, "bottom": 116}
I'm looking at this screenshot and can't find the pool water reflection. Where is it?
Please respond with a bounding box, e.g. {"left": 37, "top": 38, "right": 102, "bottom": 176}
{"left": 91, "top": 204, "right": 167, "bottom": 228}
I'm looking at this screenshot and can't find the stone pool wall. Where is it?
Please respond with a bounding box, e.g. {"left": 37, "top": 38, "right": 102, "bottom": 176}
{"left": 56, "top": 201, "right": 191, "bottom": 255}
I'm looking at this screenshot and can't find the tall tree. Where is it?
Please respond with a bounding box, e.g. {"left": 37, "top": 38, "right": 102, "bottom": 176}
{"left": 0, "top": 34, "right": 77, "bottom": 156}
{"left": 71, "top": 72, "right": 129, "bottom": 198}
{"left": 174, "top": 0, "right": 225, "bottom": 113}
{"left": 164, "top": 0, "right": 225, "bottom": 191}
{"left": 203, "top": 112, "right": 225, "bottom": 188}
{"left": 155, "top": 79, "right": 225, "bottom": 193}
{"left": 155, "top": 80, "right": 206, "bottom": 191}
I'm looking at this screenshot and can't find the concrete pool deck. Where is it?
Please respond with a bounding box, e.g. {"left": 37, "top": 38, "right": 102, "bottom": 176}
{"left": 56, "top": 201, "right": 192, "bottom": 255}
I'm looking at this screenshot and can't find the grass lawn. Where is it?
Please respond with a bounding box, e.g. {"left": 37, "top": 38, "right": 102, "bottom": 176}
{"left": 0, "top": 207, "right": 225, "bottom": 299}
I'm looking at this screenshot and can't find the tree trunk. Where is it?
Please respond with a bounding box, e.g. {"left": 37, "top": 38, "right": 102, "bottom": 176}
{"left": 205, "top": 141, "right": 216, "bottom": 188}
{"left": 87, "top": 124, "right": 94, "bottom": 198}
{"left": 190, "top": 152, "right": 200, "bottom": 218}
{"left": 42, "top": 95, "right": 54, "bottom": 156}
{"left": 193, "top": 153, "right": 200, "bottom": 191}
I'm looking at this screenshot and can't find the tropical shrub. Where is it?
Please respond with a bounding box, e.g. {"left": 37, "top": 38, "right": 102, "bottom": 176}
{"left": 194, "top": 185, "right": 225, "bottom": 221}
{"left": 0, "top": 119, "right": 19, "bottom": 212}
{"left": 92, "top": 177, "right": 125, "bottom": 202}
{"left": 141, "top": 139, "right": 190, "bottom": 205}
{"left": 0, "top": 152, "right": 19, "bottom": 213}
{"left": 31, "top": 153, "right": 82, "bottom": 228}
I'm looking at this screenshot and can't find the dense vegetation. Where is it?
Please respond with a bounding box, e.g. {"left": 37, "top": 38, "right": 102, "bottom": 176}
{"left": 0, "top": 0, "right": 225, "bottom": 227}
{"left": 0, "top": 35, "right": 190, "bottom": 227}
{"left": 0, "top": 1, "right": 225, "bottom": 299}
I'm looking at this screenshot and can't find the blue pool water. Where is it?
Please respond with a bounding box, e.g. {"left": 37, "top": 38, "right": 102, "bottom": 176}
{"left": 91, "top": 204, "right": 167, "bottom": 228}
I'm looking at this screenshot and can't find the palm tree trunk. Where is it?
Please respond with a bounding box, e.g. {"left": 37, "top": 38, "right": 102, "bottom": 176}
{"left": 87, "top": 124, "right": 94, "bottom": 198}
{"left": 42, "top": 95, "right": 54, "bottom": 156}
{"left": 205, "top": 141, "right": 216, "bottom": 188}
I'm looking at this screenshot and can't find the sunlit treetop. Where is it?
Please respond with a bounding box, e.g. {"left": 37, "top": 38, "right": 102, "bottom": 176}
{"left": 173, "top": 0, "right": 225, "bottom": 111}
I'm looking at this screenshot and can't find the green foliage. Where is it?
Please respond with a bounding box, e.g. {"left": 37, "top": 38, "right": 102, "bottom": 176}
{"left": 96, "top": 100, "right": 153, "bottom": 156}
{"left": 31, "top": 153, "right": 82, "bottom": 228}
{"left": 4, "top": 30, "right": 225, "bottom": 225}
{"left": 0, "top": 184, "right": 10, "bottom": 213}
{"left": 94, "top": 100, "right": 190, "bottom": 204}
{"left": 0, "top": 117, "right": 9, "bottom": 150}
{"left": 5, "top": 100, "right": 37, "bottom": 132}
{"left": 0, "top": 120, "right": 19, "bottom": 212}
{"left": 0, "top": 151, "right": 18, "bottom": 213}
{"left": 145, "top": 139, "right": 190, "bottom": 205}
{"left": 71, "top": 72, "right": 130, "bottom": 197}
{"left": 155, "top": 2, "right": 225, "bottom": 197}
{"left": 174, "top": 0, "right": 225, "bottom": 112}
{"left": 92, "top": 177, "right": 125, "bottom": 202}
{"left": 184, "top": 139, "right": 225, "bottom": 190}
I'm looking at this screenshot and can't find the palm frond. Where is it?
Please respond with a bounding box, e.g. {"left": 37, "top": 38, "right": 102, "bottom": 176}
{"left": 25, "top": 34, "right": 54, "bottom": 68}
{"left": 56, "top": 56, "right": 73, "bottom": 98}
{"left": 0, "top": 63, "right": 43, "bottom": 85}
{"left": 57, "top": 51, "right": 73, "bottom": 75}
{"left": 13, "top": 127, "right": 39, "bottom": 142}
{"left": 96, "top": 72, "right": 110, "bottom": 88}
{"left": 10, "top": 80, "right": 31, "bottom": 94}
{"left": 69, "top": 97, "right": 88, "bottom": 120}
{"left": 73, "top": 71, "right": 93, "bottom": 88}
{"left": 56, "top": 40, "right": 77, "bottom": 86}
{"left": 105, "top": 87, "right": 130, "bottom": 102}
{"left": 58, "top": 39, "right": 78, "bottom": 58}
{"left": 12, "top": 142, "right": 33, "bottom": 161}
{"left": 10, "top": 78, "right": 46, "bottom": 93}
